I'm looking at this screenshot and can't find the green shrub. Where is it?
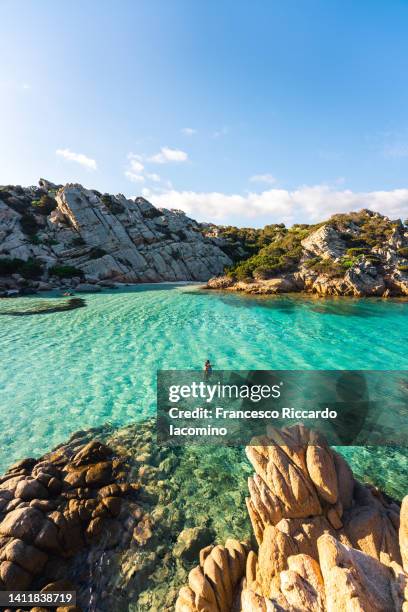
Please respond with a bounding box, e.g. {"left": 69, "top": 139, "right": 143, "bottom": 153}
{"left": 20, "top": 213, "right": 38, "bottom": 235}
{"left": 19, "top": 259, "right": 44, "bottom": 278}
{"left": 49, "top": 265, "right": 84, "bottom": 278}
{"left": 303, "top": 257, "right": 321, "bottom": 269}
{"left": 397, "top": 247, "right": 408, "bottom": 258}
{"left": 32, "top": 194, "right": 57, "bottom": 215}
{"left": 0, "top": 258, "right": 24, "bottom": 275}
{"left": 346, "top": 247, "right": 370, "bottom": 257}
{"left": 0, "top": 257, "right": 43, "bottom": 278}
{"left": 252, "top": 265, "right": 274, "bottom": 279}
{"left": 340, "top": 259, "right": 354, "bottom": 270}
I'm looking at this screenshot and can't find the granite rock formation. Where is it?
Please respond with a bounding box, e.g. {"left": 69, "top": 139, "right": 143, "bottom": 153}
{"left": 0, "top": 180, "right": 232, "bottom": 295}
{"left": 207, "top": 210, "right": 408, "bottom": 297}
{"left": 175, "top": 425, "right": 408, "bottom": 611}
{"left": 0, "top": 433, "right": 141, "bottom": 610}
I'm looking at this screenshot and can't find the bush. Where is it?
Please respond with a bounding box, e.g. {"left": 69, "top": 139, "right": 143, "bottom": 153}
{"left": 0, "top": 258, "right": 24, "bottom": 275}
{"left": 303, "top": 257, "right": 321, "bottom": 269}
{"left": 302, "top": 256, "right": 345, "bottom": 278}
{"left": 398, "top": 265, "right": 408, "bottom": 272}
{"left": 19, "top": 259, "right": 44, "bottom": 278}
{"left": 32, "top": 194, "right": 57, "bottom": 215}
{"left": 397, "top": 247, "right": 408, "bottom": 258}
{"left": 20, "top": 213, "right": 38, "bottom": 236}
{"left": 253, "top": 265, "right": 275, "bottom": 280}
{"left": 340, "top": 259, "right": 354, "bottom": 270}
{"left": 346, "top": 247, "right": 370, "bottom": 257}
{"left": 49, "top": 265, "right": 84, "bottom": 278}
{"left": 0, "top": 257, "right": 43, "bottom": 278}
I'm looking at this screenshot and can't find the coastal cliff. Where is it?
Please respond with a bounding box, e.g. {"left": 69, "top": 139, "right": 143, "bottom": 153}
{"left": 207, "top": 210, "right": 408, "bottom": 297}
{"left": 0, "top": 179, "right": 232, "bottom": 295}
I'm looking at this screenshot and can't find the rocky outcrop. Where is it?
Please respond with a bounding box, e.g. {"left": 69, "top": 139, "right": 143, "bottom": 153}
{"left": 175, "top": 425, "right": 407, "bottom": 611}
{"left": 0, "top": 181, "right": 232, "bottom": 294}
{"left": 207, "top": 211, "right": 408, "bottom": 297}
{"left": 0, "top": 434, "right": 141, "bottom": 609}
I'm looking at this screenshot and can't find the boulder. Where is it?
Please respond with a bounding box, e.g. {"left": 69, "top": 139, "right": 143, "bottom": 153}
{"left": 0, "top": 507, "right": 45, "bottom": 541}
{"left": 173, "top": 527, "right": 215, "bottom": 564}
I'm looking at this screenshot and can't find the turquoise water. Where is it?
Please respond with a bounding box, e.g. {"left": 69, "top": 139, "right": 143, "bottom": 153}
{"left": 0, "top": 284, "right": 407, "bottom": 481}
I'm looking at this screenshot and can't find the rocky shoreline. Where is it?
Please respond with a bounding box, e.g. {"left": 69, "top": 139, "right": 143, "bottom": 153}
{"left": 0, "top": 420, "right": 406, "bottom": 611}
{"left": 207, "top": 211, "right": 408, "bottom": 298}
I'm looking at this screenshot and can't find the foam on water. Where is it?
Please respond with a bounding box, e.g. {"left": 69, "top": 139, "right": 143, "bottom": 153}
{"left": 0, "top": 284, "right": 407, "bottom": 487}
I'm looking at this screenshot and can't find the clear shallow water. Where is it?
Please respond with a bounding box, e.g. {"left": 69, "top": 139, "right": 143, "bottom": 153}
{"left": 0, "top": 284, "right": 407, "bottom": 491}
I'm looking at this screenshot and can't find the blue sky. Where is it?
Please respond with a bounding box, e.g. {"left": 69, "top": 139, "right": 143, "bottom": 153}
{"left": 1, "top": 0, "right": 408, "bottom": 225}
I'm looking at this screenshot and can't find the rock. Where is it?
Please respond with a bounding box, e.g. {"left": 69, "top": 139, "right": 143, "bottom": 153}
{"left": 86, "top": 517, "right": 104, "bottom": 540}
{"left": 318, "top": 533, "right": 396, "bottom": 611}
{"left": 178, "top": 541, "right": 249, "bottom": 612}
{"left": 0, "top": 560, "right": 32, "bottom": 589}
{"left": 173, "top": 527, "right": 215, "bottom": 564}
{"left": 34, "top": 519, "right": 60, "bottom": 552}
{"left": 133, "top": 515, "right": 153, "bottom": 546}
{"left": 15, "top": 477, "right": 50, "bottom": 501}
{"left": 101, "top": 496, "right": 122, "bottom": 517}
{"left": 301, "top": 224, "right": 346, "bottom": 259}
{"left": 85, "top": 461, "right": 113, "bottom": 487}
{"left": 206, "top": 275, "right": 235, "bottom": 289}
{"left": 0, "top": 507, "right": 45, "bottom": 541}
{"left": 0, "top": 538, "right": 48, "bottom": 574}
{"left": 400, "top": 496, "right": 408, "bottom": 572}
{"left": 257, "top": 525, "right": 298, "bottom": 598}
{"left": 71, "top": 440, "right": 112, "bottom": 466}
{"left": 175, "top": 425, "right": 408, "bottom": 611}
{"left": 306, "top": 443, "right": 338, "bottom": 504}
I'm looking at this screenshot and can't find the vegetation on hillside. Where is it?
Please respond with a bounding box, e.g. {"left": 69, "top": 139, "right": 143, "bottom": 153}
{"left": 214, "top": 210, "right": 406, "bottom": 281}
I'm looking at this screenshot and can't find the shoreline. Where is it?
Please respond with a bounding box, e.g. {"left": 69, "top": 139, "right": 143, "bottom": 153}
{"left": 0, "top": 419, "right": 406, "bottom": 610}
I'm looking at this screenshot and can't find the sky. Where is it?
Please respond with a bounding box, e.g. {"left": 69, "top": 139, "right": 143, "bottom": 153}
{"left": 1, "top": 0, "right": 408, "bottom": 226}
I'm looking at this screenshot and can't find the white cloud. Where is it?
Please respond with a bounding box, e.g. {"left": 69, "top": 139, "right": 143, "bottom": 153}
{"left": 128, "top": 155, "right": 144, "bottom": 174}
{"left": 249, "top": 173, "right": 277, "bottom": 185}
{"left": 125, "top": 171, "right": 145, "bottom": 183}
{"left": 144, "top": 184, "right": 408, "bottom": 226}
{"left": 148, "top": 147, "right": 188, "bottom": 164}
{"left": 146, "top": 172, "right": 161, "bottom": 182}
{"left": 124, "top": 152, "right": 163, "bottom": 184}
{"left": 56, "top": 148, "right": 97, "bottom": 171}
{"left": 181, "top": 128, "right": 197, "bottom": 136}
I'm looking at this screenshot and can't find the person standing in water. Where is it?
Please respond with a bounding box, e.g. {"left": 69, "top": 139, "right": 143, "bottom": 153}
{"left": 204, "top": 359, "right": 213, "bottom": 376}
